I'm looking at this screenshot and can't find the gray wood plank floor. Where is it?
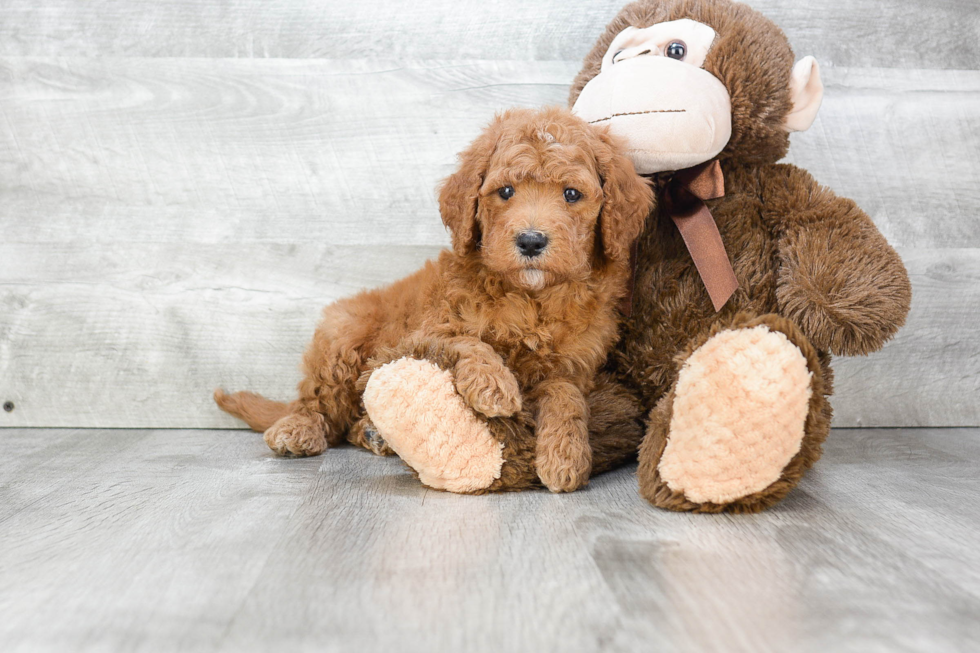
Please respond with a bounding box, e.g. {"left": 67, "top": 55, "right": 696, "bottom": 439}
{"left": 1, "top": 427, "right": 978, "bottom": 653}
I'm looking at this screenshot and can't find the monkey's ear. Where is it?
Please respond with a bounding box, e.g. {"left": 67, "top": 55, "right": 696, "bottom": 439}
{"left": 438, "top": 123, "right": 499, "bottom": 255}
{"left": 784, "top": 56, "right": 824, "bottom": 132}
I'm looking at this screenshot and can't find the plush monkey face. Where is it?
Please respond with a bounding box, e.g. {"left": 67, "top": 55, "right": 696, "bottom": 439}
{"left": 573, "top": 19, "right": 733, "bottom": 174}
{"left": 570, "top": 0, "right": 824, "bottom": 174}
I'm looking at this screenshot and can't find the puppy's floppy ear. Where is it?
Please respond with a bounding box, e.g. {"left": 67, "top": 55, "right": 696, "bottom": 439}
{"left": 439, "top": 118, "right": 501, "bottom": 255}
{"left": 594, "top": 129, "right": 655, "bottom": 263}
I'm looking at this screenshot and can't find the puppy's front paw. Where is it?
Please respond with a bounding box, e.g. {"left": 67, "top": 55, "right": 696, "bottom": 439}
{"left": 454, "top": 362, "right": 522, "bottom": 418}
{"left": 264, "top": 412, "right": 327, "bottom": 456}
{"left": 536, "top": 424, "right": 592, "bottom": 493}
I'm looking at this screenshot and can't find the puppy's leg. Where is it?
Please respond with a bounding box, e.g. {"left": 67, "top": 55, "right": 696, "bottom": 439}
{"left": 449, "top": 338, "right": 522, "bottom": 418}
{"left": 263, "top": 411, "right": 328, "bottom": 456}
{"left": 265, "top": 319, "right": 370, "bottom": 457}
{"left": 348, "top": 413, "right": 392, "bottom": 456}
{"left": 534, "top": 379, "right": 592, "bottom": 493}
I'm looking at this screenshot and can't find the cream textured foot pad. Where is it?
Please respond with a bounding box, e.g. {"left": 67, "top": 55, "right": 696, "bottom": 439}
{"left": 658, "top": 326, "right": 813, "bottom": 504}
{"left": 363, "top": 357, "right": 504, "bottom": 493}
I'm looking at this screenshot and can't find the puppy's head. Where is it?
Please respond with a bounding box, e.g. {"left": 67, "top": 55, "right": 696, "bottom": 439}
{"left": 440, "top": 107, "right": 654, "bottom": 291}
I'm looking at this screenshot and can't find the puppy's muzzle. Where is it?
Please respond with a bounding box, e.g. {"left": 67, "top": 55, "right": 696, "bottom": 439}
{"left": 515, "top": 230, "right": 548, "bottom": 258}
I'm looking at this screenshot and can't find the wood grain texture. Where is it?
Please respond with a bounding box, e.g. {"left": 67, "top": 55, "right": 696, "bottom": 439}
{"left": 1, "top": 61, "right": 977, "bottom": 248}
{"left": 831, "top": 248, "right": 980, "bottom": 428}
{"left": 1, "top": 243, "right": 972, "bottom": 429}
{"left": 786, "top": 68, "right": 980, "bottom": 249}
{"left": 0, "top": 428, "right": 323, "bottom": 652}
{"left": 0, "top": 243, "right": 443, "bottom": 428}
{"left": 1, "top": 427, "right": 978, "bottom": 652}
{"left": 0, "top": 0, "right": 977, "bottom": 69}
{"left": 0, "top": 55, "right": 977, "bottom": 428}
{"left": 0, "top": 58, "right": 570, "bottom": 247}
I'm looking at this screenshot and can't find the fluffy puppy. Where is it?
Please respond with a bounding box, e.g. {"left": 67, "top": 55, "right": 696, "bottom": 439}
{"left": 215, "top": 106, "right": 653, "bottom": 492}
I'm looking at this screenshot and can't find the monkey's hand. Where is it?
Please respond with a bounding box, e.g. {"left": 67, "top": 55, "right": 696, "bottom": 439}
{"left": 764, "top": 165, "right": 912, "bottom": 356}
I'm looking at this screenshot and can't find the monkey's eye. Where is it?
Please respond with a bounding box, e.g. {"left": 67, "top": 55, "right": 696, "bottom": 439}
{"left": 612, "top": 50, "right": 624, "bottom": 63}
{"left": 665, "top": 41, "right": 686, "bottom": 60}
{"left": 498, "top": 186, "right": 515, "bottom": 200}
{"left": 563, "top": 188, "right": 583, "bottom": 203}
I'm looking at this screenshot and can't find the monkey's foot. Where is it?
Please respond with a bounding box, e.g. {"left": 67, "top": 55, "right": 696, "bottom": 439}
{"left": 363, "top": 357, "right": 504, "bottom": 493}
{"left": 640, "top": 318, "right": 823, "bottom": 511}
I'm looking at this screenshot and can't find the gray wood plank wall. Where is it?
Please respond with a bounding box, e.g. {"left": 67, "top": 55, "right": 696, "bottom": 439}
{"left": 1, "top": 1, "right": 978, "bottom": 428}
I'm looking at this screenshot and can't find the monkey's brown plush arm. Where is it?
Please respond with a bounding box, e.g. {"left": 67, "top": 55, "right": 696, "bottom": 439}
{"left": 761, "top": 163, "right": 912, "bottom": 356}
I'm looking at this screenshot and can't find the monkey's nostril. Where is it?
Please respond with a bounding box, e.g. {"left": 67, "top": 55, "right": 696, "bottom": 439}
{"left": 515, "top": 231, "right": 549, "bottom": 258}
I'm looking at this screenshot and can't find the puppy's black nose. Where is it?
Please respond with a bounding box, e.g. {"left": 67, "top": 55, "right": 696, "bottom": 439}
{"left": 516, "top": 231, "right": 548, "bottom": 258}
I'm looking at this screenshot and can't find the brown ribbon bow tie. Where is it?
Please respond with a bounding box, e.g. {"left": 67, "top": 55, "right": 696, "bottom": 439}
{"left": 621, "top": 160, "right": 739, "bottom": 316}
{"left": 665, "top": 160, "right": 739, "bottom": 312}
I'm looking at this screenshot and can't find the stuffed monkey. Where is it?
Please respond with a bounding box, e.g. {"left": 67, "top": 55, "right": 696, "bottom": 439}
{"left": 362, "top": 0, "right": 911, "bottom": 512}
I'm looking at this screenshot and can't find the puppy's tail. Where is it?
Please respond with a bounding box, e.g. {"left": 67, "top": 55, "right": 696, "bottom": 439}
{"left": 213, "top": 388, "right": 290, "bottom": 432}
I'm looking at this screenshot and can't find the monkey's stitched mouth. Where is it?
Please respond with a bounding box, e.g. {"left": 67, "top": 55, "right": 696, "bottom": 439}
{"left": 588, "top": 109, "right": 686, "bottom": 124}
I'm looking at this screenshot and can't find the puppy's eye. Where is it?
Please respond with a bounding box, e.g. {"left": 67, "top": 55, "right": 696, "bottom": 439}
{"left": 563, "top": 188, "right": 582, "bottom": 203}
{"left": 498, "top": 186, "right": 515, "bottom": 200}
{"left": 665, "top": 41, "right": 686, "bottom": 60}
{"left": 612, "top": 50, "right": 624, "bottom": 64}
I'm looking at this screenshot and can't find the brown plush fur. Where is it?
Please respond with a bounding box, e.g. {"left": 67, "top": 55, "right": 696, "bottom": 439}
{"left": 216, "top": 107, "right": 653, "bottom": 491}
{"left": 576, "top": 0, "right": 911, "bottom": 511}
{"left": 397, "top": 0, "right": 911, "bottom": 511}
